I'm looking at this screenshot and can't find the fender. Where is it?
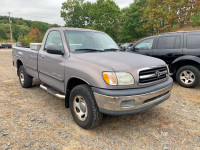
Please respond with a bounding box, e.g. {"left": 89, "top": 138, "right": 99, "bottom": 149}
{"left": 172, "top": 55, "right": 200, "bottom": 64}
{"left": 171, "top": 55, "right": 200, "bottom": 73}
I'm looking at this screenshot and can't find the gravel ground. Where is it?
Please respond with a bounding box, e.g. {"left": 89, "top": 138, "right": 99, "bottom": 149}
{"left": 0, "top": 50, "right": 200, "bottom": 150}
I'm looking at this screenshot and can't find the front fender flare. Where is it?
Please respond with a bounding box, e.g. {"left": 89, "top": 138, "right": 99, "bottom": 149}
{"left": 172, "top": 56, "right": 200, "bottom": 65}
{"left": 171, "top": 55, "right": 200, "bottom": 73}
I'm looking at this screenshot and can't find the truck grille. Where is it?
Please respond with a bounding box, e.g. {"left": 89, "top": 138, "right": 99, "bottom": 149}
{"left": 139, "top": 66, "right": 168, "bottom": 84}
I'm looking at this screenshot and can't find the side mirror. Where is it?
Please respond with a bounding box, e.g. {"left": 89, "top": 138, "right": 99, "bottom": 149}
{"left": 133, "top": 47, "right": 140, "bottom": 51}
{"left": 46, "top": 45, "right": 64, "bottom": 55}
{"left": 127, "top": 46, "right": 134, "bottom": 51}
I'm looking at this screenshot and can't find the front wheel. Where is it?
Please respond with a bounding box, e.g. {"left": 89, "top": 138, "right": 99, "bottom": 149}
{"left": 176, "top": 65, "right": 200, "bottom": 88}
{"left": 69, "top": 84, "right": 103, "bottom": 129}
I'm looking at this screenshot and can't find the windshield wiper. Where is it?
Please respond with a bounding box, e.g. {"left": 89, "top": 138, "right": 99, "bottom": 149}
{"left": 74, "top": 49, "right": 103, "bottom": 52}
{"left": 103, "top": 48, "right": 119, "bottom": 51}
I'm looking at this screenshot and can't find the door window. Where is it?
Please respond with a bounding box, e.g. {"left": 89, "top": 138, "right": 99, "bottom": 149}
{"left": 44, "top": 31, "right": 64, "bottom": 51}
{"left": 186, "top": 34, "right": 200, "bottom": 49}
{"left": 157, "top": 36, "right": 181, "bottom": 49}
{"left": 135, "top": 39, "right": 154, "bottom": 50}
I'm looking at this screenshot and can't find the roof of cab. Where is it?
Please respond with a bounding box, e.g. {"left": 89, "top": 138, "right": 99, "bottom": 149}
{"left": 49, "top": 27, "right": 104, "bottom": 33}
{"left": 159, "top": 30, "right": 200, "bottom": 36}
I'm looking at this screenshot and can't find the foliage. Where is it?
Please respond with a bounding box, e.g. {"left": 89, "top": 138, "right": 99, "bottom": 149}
{"left": 61, "top": 0, "right": 200, "bottom": 43}
{"left": 61, "top": 0, "right": 87, "bottom": 28}
{"left": 31, "top": 21, "right": 49, "bottom": 34}
{"left": 89, "top": 0, "right": 120, "bottom": 41}
{"left": 143, "top": 0, "right": 179, "bottom": 34}
{"left": 19, "top": 28, "right": 43, "bottom": 47}
{"left": 1, "top": 0, "right": 200, "bottom": 43}
{"left": 0, "top": 28, "right": 8, "bottom": 40}
{"left": 0, "top": 23, "right": 10, "bottom": 34}
{"left": 12, "top": 25, "right": 20, "bottom": 42}
{"left": 142, "top": 0, "right": 200, "bottom": 35}
{"left": 0, "top": 16, "right": 59, "bottom": 43}
{"left": 191, "top": 13, "right": 200, "bottom": 26}
{"left": 61, "top": 0, "right": 120, "bottom": 41}
{"left": 19, "top": 25, "right": 30, "bottom": 38}
{"left": 119, "top": 0, "right": 147, "bottom": 42}
{"left": 27, "top": 28, "right": 43, "bottom": 42}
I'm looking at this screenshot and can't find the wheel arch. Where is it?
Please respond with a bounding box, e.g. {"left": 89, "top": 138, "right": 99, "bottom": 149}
{"left": 65, "top": 77, "right": 90, "bottom": 108}
{"left": 16, "top": 59, "right": 23, "bottom": 76}
{"left": 171, "top": 56, "right": 200, "bottom": 75}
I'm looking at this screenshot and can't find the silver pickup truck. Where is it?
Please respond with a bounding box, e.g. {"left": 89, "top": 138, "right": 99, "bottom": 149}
{"left": 12, "top": 27, "right": 173, "bottom": 129}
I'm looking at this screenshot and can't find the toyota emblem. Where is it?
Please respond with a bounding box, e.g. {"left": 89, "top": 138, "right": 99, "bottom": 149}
{"left": 155, "top": 71, "right": 161, "bottom": 78}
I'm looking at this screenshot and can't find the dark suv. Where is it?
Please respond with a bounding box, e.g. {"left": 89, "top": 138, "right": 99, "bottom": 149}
{"left": 127, "top": 31, "right": 200, "bottom": 88}
{"left": 120, "top": 43, "right": 135, "bottom": 51}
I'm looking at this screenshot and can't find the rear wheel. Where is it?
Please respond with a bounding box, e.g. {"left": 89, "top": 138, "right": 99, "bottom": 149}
{"left": 176, "top": 65, "right": 200, "bottom": 88}
{"left": 19, "top": 66, "right": 33, "bottom": 88}
{"left": 69, "top": 84, "right": 103, "bottom": 129}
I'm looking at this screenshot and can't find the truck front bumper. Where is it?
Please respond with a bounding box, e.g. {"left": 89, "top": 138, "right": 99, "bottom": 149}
{"left": 92, "top": 77, "right": 173, "bottom": 115}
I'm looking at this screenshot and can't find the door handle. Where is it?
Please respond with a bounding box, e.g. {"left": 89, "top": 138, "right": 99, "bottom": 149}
{"left": 41, "top": 55, "right": 45, "bottom": 59}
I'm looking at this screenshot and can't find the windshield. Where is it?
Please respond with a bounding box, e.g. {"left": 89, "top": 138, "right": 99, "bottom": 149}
{"left": 64, "top": 30, "right": 119, "bottom": 52}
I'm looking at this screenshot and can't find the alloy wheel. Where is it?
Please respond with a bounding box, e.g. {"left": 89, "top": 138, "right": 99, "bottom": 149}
{"left": 180, "top": 70, "right": 195, "bottom": 85}
{"left": 19, "top": 70, "right": 25, "bottom": 85}
{"left": 73, "top": 95, "right": 88, "bottom": 121}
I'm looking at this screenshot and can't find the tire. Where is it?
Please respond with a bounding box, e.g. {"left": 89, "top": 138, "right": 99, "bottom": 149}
{"left": 18, "top": 66, "right": 33, "bottom": 88}
{"left": 176, "top": 65, "right": 200, "bottom": 88}
{"left": 69, "top": 84, "right": 103, "bottom": 129}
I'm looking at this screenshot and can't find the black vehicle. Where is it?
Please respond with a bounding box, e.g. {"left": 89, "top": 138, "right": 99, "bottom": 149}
{"left": 0, "top": 44, "right": 3, "bottom": 49}
{"left": 2, "top": 43, "right": 12, "bottom": 48}
{"left": 120, "top": 42, "right": 135, "bottom": 51}
{"left": 127, "top": 31, "right": 200, "bottom": 88}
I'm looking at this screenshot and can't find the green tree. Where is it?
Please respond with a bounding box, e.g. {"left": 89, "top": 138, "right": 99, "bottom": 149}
{"left": 191, "top": 13, "right": 200, "bottom": 26}
{"left": 82, "top": 2, "right": 93, "bottom": 27}
{"left": 119, "top": 0, "right": 147, "bottom": 42}
{"left": 0, "top": 23, "right": 10, "bottom": 34}
{"left": 0, "top": 16, "right": 59, "bottom": 42}
{"left": 31, "top": 21, "right": 49, "bottom": 34}
{"left": 12, "top": 25, "right": 30, "bottom": 42}
{"left": 89, "top": 0, "right": 120, "bottom": 41}
{"left": 61, "top": 0, "right": 88, "bottom": 28}
{"left": 0, "top": 28, "right": 8, "bottom": 40}
{"left": 19, "top": 28, "right": 43, "bottom": 47}
{"left": 143, "top": 0, "right": 179, "bottom": 35}
{"left": 61, "top": 0, "right": 120, "bottom": 41}
{"left": 12, "top": 25, "right": 20, "bottom": 42}
{"left": 0, "top": 24, "right": 9, "bottom": 41}
{"left": 19, "top": 25, "right": 29, "bottom": 38}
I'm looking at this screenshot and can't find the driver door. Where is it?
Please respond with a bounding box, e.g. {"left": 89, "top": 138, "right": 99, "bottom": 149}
{"left": 38, "top": 30, "right": 65, "bottom": 93}
{"left": 133, "top": 38, "right": 155, "bottom": 56}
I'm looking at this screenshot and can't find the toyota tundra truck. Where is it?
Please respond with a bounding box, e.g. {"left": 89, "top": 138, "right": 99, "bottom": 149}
{"left": 12, "top": 28, "right": 173, "bottom": 129}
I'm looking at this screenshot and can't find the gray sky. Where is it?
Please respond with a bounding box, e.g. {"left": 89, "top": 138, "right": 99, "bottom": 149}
{"left": 0, "top": 0, "right": 133, "bottom": 26}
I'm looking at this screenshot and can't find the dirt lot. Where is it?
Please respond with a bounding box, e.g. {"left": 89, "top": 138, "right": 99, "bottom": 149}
{"left": 0, "top": 50, "right": 200, "bottom": 150}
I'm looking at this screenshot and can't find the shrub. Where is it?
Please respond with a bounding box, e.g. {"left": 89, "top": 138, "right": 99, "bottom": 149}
{"left": 191, "top": 14, "right": 200, "bottom": 26}
{"left": 18, "top": 28, "right": 43, "bottom": 47}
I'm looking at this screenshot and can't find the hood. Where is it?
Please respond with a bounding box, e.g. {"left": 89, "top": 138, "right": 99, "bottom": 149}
{"left": 71, "top": 51, "right": 166, "bottom": 72}
{"left": 70, "top": 51, "right": 167, "bottom": 89}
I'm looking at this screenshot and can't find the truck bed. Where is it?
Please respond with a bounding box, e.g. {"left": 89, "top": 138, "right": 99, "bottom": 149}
{"left": 12, "top": 46, "right": 39, "bottom": 79}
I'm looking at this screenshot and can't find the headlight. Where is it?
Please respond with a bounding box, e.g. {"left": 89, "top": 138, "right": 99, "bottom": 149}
{"left": 103, "top": 72, "right": 134, "bottom": 85}
{"left": 116, "top": 72, "right": 134, "bottom": 85}
{"left": 103, "top": 72, "right": 117, "bottom": 85}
